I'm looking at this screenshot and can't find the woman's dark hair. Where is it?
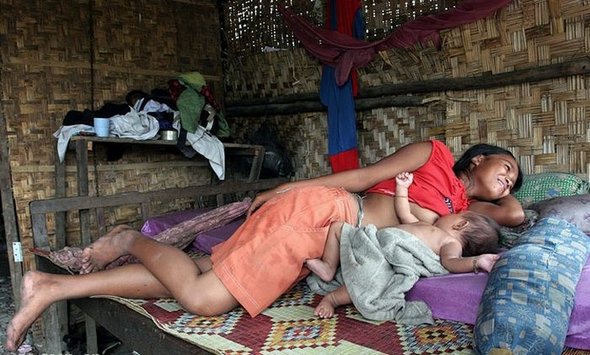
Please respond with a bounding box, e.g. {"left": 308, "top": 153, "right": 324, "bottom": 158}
{"left": 453, "top": 144, "right": 523, "bottom": 192}
{"left": 460, "top": 211, "right": 500, "bottom": 257}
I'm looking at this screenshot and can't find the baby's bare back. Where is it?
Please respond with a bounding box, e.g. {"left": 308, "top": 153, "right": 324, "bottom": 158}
{"left": 395, "top": 223, "right": 453, "bottom": 255}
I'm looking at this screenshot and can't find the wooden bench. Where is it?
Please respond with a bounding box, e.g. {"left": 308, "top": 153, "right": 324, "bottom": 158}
{"left": 30, "top": 177, "right": 285, "bottom": 354}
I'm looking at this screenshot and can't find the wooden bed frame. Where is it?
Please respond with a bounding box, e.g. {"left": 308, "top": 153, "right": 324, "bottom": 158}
{"left": 29, "top": 177, "right": 285, "bottom": 355}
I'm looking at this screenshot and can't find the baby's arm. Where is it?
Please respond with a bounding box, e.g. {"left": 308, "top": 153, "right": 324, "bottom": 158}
{"left": 394, "top": 172, "right": 419, "bottom": 223}
{"left": 474, "top": 253, "right": 500, "bottom": 273}
{"left": 439, "top": 242, "right": 500, "bottom": 273}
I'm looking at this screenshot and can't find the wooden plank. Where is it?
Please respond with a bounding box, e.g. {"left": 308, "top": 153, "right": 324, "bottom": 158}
{"left": 31, "top": 214, "right": 50, "bottom": 250}
{"left": 70, "top": 136, "right": 264, "bottom": 152}
{"left": 0, "top": 107, "right": 23, "bottom": 306}
{"left": 247, "top": 146, "right": 265, "bottom": 182}
{"left": 96, "top": 207, "right": 106, "bottom": 237}
{"left": 54, "top": 145, "right": 67, "bottom": 252}
{"left": 72, "top": 298, "right": 212, "bottom": 355}
{"left": 140, "top": 202, "right": 150, "bottom": 221}
{"left": 360, "top": 57, "right": 590, "bottom": 97}
{"left": 225, "top": 57, "right": 590, "bottom": 109}
{"left": 35, "top": 258, "right": 68, "bottom": 353}
{"left": 41, "top": 303, "right": 66, "bottom": 353}
{"left": 84, "top": 315, "right": 98, "bottom": 355}
{"left": 75, "top": 139, "right": 92, "bottom": 247}
{"left": 30, "top": 178, "right": 285, "bottom": 215}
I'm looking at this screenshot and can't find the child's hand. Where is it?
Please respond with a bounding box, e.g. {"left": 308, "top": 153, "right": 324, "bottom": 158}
{"left": 476, "top": 254, "right": 500, "bottom": 273}
{"left": 395, "top": 172, "right": 413, "bottom": 189}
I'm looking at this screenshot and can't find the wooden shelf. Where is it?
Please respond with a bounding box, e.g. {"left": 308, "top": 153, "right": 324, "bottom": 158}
{"left": 55, "top": 136, "right": 266, "bottom": 246}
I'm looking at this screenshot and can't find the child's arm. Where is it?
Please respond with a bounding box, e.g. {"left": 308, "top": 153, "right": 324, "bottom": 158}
{"left": 439, "top": 242, "right": 500, "bottom": 273}
{"left": 394, "top": 172, "right": 419, "bottom": 223}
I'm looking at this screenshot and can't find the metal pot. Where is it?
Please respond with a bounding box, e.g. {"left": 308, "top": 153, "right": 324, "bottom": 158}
{"left": 160, "top": 130, "right": 178, "bottom": 141}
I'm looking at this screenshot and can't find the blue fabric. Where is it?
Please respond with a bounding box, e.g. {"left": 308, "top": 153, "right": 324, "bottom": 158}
{"left": 320, "top": 66, "right": 357, "bottom": 155}
{"left": 474, "top": 218, "right": 590, "bottom": 354}
{"left": 320, "top": 0, "right": 364, "bottom": 159}
{"left": 328, "top": 0, "right": 337, "bottom": 30}
{"left": 352, "top": 8, "right": 364, "bottom": 39}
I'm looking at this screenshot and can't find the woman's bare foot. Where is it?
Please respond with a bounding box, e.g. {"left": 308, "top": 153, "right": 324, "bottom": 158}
{"left": 80, "top": 225, "right": 136, "bottom": 274}
{"left": 314, "top": 293, "right": 337, "bottom": 318}
{"left": 305, "top": 259, "right": 336, "bottom": 282}
{"left": 6, "top": 271, "right": 57, "bottom": 352}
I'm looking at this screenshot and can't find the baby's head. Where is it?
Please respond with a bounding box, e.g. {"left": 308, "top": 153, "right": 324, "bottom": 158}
{"left": 456, "top": 211, "right": 500, "bottom": 256}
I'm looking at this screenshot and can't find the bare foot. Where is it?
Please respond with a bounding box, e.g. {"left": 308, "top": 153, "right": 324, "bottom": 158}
{"left": 305, "top": 259, "right": 335, "bottom": 282}
{"left": 314, "top": 293, "right": 337, "bottom": 318}
{"left": 6, "top": 271, "right": 56, "bottom": 352}
{"left": 80, "top": 225, "right": 135, "bottom": 274}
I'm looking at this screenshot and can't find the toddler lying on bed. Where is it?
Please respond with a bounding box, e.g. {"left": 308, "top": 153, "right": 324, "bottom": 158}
{"left": 306, "top": 172, "right": 501, "bottom": 318}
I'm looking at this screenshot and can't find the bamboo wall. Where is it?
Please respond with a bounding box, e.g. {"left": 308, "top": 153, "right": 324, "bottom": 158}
{"left": 224, "top": 0, "right": 590, "bottom": 181}
{"left": 0, "top": 0, "right": 223, "bottom": 269}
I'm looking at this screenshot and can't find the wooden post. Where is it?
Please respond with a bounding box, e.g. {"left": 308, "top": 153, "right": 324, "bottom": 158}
{"left": 0, "top": 108, "right": 23, "bottom": 307}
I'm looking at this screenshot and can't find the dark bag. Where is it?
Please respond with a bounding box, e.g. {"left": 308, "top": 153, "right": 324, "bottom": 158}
{"left": 247, "top": 122, "right": 294, "bottom": 178}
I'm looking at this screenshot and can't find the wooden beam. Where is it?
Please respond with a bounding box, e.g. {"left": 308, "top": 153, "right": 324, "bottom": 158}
{"left": 0, "top": 105, "right": 23, "bottom": 307}
{"left": 360, "top": 57, "right": 590, "bottom": 97}
{"left": 225, "top": 95, "right": 426, "bottom": 117}
{"left": 224, "top": 57, "right": 590, "bottom": 117}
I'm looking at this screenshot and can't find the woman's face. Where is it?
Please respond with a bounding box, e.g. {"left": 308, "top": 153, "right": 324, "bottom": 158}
{"left": 468, "top": 154, "right": 519, "bottom": 201}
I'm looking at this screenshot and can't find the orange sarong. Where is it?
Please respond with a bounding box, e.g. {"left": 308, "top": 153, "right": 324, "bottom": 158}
{"left": 211, "top": 186, "right": 358, "bottom": 317}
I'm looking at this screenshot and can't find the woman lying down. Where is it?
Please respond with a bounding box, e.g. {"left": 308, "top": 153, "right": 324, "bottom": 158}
{"left": 6, "top": 140, "right": 523, "bottom": 351}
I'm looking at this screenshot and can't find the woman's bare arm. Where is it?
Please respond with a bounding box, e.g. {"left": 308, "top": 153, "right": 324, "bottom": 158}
{"left": 248, "top": 141, "right": 434, "bottom": 215}
{"left": 468, "top": 194, "right": 525, "bottom": 227}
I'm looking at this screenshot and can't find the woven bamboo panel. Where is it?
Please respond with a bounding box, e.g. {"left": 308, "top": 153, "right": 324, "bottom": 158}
{"left": 1, "top": 0, "right": 223, "bottom": 274}
{"left": 222, "top": 0, "right": 462, "bottom": 57}
{"left": 224, "top": 48, "right": 321, "bottom": 100}
{"left": 222, "top": 0, "right": 317, "bottom": 57}
{"left": 363, "top": 0, "right": 462, "bottom": 40}
{"left": 226, "top": 0, "right": 589, "bottom": 178}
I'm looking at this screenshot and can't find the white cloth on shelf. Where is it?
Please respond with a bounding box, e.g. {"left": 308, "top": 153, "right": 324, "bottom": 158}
{"left": 53, "top": 124, "right": 94, "bottom": 163}
{"left": 110, "top": 110, "right": 159, "bottom": 140}
{"left": 53, "top": 113, "right": 224, "bottom": 180}
{"left": 53, "top": 110, "right": 159, "bottom": 163}
{"left": 173, "top": 121, "right": 225, "bottom": 180}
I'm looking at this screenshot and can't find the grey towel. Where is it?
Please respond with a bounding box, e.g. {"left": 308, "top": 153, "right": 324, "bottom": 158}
{"left": 307, "top": 224, "right": 448, "bottom": 324}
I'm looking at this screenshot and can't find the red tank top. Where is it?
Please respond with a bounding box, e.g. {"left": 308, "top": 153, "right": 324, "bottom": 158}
{"left": 365, "top": 140, "right": 469, "bottom": 216}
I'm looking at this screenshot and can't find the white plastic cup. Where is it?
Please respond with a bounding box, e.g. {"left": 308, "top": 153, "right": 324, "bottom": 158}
{"left": 93, "top": 117, "right": 110, "bottom": 137}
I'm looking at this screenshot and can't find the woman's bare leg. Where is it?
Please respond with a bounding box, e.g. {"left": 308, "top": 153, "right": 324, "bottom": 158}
{"left": 6, "top": 263, "right": 170, "bottom": 352}
{"left": 314, "top": 285, "right": 352, "bottom": 318}
{"left": 79, "top": 225, "right": 134, "bottom": 273}
{"left": 7, "top": 229, "right": 239, "bottom": 352}
{"left": 81, "top": 228, "right": 237, "bottom": 314}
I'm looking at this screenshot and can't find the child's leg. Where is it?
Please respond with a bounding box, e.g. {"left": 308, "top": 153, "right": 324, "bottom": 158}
{"left": 305, "top": 221, "right": 344, "bottom": 281}
{"left": 314, "top": 285, "right": 352, "bottom": 318}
